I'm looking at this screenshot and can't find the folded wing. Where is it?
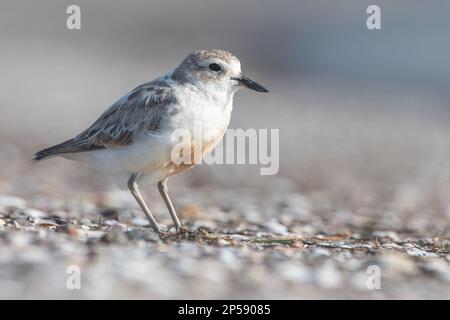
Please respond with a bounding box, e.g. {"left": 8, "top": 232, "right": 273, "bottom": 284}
{"left": 34, "top": 80, "right": 177, "bottom": 161}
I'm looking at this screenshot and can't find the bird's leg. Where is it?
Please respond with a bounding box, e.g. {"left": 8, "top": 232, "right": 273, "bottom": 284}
{"left": 127, "top": 173, "right": 162, "bottom": 234}
{"left": 158, "top": 178, "right": 182, "bottom": 231}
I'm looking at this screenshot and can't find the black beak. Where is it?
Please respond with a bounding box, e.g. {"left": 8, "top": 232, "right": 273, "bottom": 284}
{"left": 232, "top": 76, "right": 269, "bottom": 93}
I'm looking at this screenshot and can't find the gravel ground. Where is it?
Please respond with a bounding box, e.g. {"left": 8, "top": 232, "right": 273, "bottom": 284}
{"left": 1, "top": 189, "right": 449, "bottom": 300}
{"left": 1, "top": 0, "right": 450, "bottom": 300}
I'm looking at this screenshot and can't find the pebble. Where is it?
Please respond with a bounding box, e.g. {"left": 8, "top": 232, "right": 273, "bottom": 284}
{"left": 0, "top": 196, "right": 26, "bottom": 209}
{"left": 423, "top": 259, "right": 450, "bottom": 282}
{"left": 131, "top": 217, "right": 150, "bottom": 227}
{"left": 82, "top": 229, "right": 106, "bottom": 240}
{"left": 381, "top": 243, "right": 403, "bottom": 250}
{"left": 315, "top": 262, "right": 342, "bottom": 288}
{"left": 34, "top": 218, "right": 61, "bottom": 227}
{"left": 0, "top": 192, "right": 449, "bottom": 299}
{"left": 283, "top": 194, "right": 312, "bottom": 218}
{"left": 262, "top": 220, "right": 289, "bottom": 235}
{"left": 179, "top": 204, "right": 203, "bottom": 219}
{"left": 101, "top": 226, "right": 130, "bottom": 244}
{"left": 218, "top": 248, "right": 239, "bottom": 266}
{"left": 126, "top": 229, "right": 160, "bottom": 242}
{"left": 243, "top": 209, "right": 263, "bottom": 224}
{"left": 380, "top": 253, "right": 418, "bottom": 275}
{"left": 103, "top": 220, "right": 128, "bottom": 229}
{"left": 23, "top": 208, "right": 48, "bottom": 219}
{"left": 277, "top": 262, "right": 311, "bottom": 282}
{"left": 309, "top": 247, "right": 331, "bottom": 257}
{"left": 405, "top": 244, "right": 438, "bottom": 257}
{"left": 228, "top": 234, "right": 249, "bottom": 241}
{"left": 216, "top": 238, "right": 231, "bottom": 247}
{"left": 372, "top": 231, "right": 401, "bottom": 242}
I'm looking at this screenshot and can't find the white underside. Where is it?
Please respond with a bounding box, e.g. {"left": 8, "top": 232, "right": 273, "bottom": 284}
{"left": 64, "top": 132, "right": 171, "bottom": 179}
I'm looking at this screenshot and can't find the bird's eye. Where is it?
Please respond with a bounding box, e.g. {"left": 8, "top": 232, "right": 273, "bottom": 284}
{"left": 208, "top": 63, "right": 222, "bottom": 72}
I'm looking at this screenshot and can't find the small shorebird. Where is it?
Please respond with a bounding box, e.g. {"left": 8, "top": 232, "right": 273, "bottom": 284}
{"left": 34, "top": 49, "right": 268, "bottom": 234}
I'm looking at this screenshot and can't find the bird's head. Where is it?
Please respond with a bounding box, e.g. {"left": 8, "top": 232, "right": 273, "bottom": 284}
{"left": 171, "top": 49, "right": 269, "bottom": 94}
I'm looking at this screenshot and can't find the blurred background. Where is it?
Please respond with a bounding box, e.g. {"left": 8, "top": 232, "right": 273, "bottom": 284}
{"left": 1, "top": 0, "right": 450, "bottom": 300}
{"left": 1, "top": 0, "right": 450, "bottom": 231}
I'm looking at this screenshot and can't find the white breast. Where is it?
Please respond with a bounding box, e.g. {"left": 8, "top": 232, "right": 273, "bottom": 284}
{"left": 170, "top": 82, "right": 234, "bottom": 143}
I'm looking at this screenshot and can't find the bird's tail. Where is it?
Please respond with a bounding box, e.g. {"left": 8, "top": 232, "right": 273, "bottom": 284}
{"left": 33, "top": 139, "right": 76, "bottom": 161}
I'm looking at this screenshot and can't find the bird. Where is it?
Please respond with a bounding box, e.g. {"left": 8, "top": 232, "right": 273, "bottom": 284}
{"left": 34, "top": 49, "right": 269, "bottom": 234}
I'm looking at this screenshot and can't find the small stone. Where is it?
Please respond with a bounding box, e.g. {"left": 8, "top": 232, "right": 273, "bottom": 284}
{"left": 23, "top": 208, "right": 47, "bottom": 219}
{"left": 8, "top": 232, "right": 34, "bottom": 247}
{"left": 34, "top": 218, "right": 60, "bottom": 228}
{"left": 13, "top": 218, "right": 34, "bottom": 228}
{"left": 381, "top": 243, "right": 403, "bottom": 250}
{"left": 82, "top": 229, "right": 106, "bottom": 240}
{"left": 101, "top": 226, "right": 130, "bottom": 244}
{"left": 180, "top": 204, "right": 203, "bottom": 219}
{"left": 405, "top": 244, "right": 438, "bottom": 257}
{"left": 263, "top": 220, "right": 289, "bottom": 235}
{"left": 216, "top": 238, "right": 230, "bottom": 246}
{"left": 126, "top": 229, "right": 160, "bottom": 242}
{"left": 218, "top": 248, "right": 239, "bottom": 267}
{"left": 278, "top": 262, "right": 311, "bottom": 282}
{"left": 281, "top": 194, "right": 312, "bottom": 219}
{"left": 380, "top": 253, "right": 418, "bottom": 275}
{"left": 103, "top": 220, "right": 128, "bottom": 229}
{"left": 228, "top": 234, "right": 249, "bottom": 241}
{"left": 290, "top": 240, "right": 304, "bottom": 248}
{"left": 131, "top": 217, "right": 150, "bottom": 227}
{"left": 315, "top": 262, "right": 342, "bottom": 288}
{"left": 65, "top": 224, "right": 80, "bottom": 237}
{"left": 372, "top": 231, "right": 401, "bottom": 242}
{"left": 0, "top": 196, "right": 26, "bottom": 209}
{"left": 290, "top": 224, "right": 316, "bottom": 236}
{"left": 243, "top": 209, "right": 263, "bottom": 224}
{"left": 309, "top": 247, "right": 331, "bottom": 257}
{"left": 423, "top": 259, "right": 450, "bottom": 282}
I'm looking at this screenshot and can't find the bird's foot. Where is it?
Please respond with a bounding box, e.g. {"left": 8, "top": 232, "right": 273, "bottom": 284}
{"left": 149, "top": 223, "right": 168, "bottom": 235}
{"left": 160, "top": 225, "right": 188, "bottom": 239}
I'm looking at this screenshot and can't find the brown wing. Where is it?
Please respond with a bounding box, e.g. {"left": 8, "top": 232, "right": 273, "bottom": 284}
{"left": 34, "top": 79, "right": 178, "bottom": 161}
